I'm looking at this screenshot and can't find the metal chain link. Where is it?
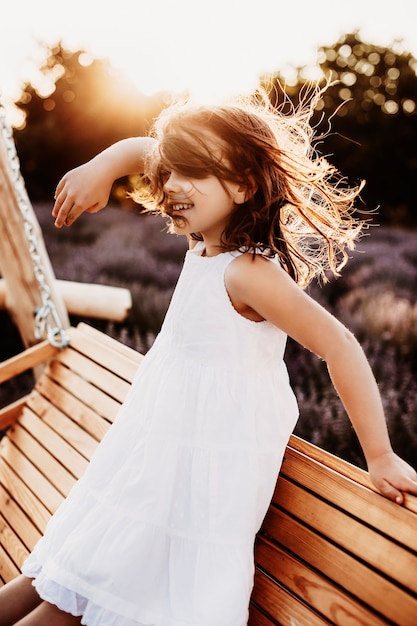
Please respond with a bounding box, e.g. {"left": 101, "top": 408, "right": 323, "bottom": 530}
{"left": 0, "top": 100, "right": 70, "bottom": 348}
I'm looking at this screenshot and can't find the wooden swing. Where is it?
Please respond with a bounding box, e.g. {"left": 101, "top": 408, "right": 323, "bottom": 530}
{"left": 0, "top": 106, "right": 416, "bottom": 626}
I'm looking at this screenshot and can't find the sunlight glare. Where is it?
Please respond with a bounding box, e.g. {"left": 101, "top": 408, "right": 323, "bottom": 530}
{"left": 2, "top": 0, "right": 417, "bottom": 123}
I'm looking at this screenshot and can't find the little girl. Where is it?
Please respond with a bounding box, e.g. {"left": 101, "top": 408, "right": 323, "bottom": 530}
{"left": 1, "top": 93, "right": 417, "bottom": 626}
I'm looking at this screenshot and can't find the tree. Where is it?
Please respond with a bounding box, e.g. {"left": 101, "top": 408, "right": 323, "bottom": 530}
{"left": 264, "top": 32, "right": 417, "bottom": 226}
{"left": 13, "top": 43, "right": 165, "bottom": 200}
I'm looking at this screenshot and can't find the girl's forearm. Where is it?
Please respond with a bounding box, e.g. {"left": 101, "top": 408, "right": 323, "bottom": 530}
{"left": 325, "top": 332, "right": 392, "bottom": 464}
{"left": 92, "top": 137, "right": 156, "bottom": 179}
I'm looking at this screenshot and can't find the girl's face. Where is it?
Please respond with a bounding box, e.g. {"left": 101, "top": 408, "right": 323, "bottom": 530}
{"left": 163, "top": 170, "right": 245, "bottom": 246}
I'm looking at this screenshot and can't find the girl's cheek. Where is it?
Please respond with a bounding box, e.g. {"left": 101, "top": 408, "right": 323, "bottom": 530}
{"left": 183, "top": 181, "right": 195, "bottom": 195}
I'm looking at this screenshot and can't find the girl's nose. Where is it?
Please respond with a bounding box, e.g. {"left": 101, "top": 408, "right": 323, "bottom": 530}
{"left": 164, "top": 172, "right": 181, "bottom": 193}
{"left": 164, "top": 172, "right": 193, "bottom": 195}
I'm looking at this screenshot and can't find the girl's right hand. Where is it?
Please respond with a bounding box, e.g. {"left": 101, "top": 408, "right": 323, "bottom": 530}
{"left": 52, "top": 137, "right": 155, "bottom": 228}
{"left": 52, "top": 158, "right": 115, "bottom": 228}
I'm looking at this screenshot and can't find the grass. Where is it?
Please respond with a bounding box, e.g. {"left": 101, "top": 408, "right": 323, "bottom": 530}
{"left": 1, "top": 204, "right": 416, "bottom": 468}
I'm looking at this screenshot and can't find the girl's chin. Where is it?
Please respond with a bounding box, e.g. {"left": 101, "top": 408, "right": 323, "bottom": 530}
{"left": 168, "top": 216, "right": 192, "bottom": 235}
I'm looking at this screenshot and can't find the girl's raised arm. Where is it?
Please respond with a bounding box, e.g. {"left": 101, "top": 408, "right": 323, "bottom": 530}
{"left": 52, "top": 137, "right": 156, "bottom": 228}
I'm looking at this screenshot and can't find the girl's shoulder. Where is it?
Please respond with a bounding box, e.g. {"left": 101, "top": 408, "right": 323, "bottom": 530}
{"left": 224, "top": 252, "right": 293, "bottom": 322}
{"left": 226, "top": 250, "right": 282, "bottom": 281}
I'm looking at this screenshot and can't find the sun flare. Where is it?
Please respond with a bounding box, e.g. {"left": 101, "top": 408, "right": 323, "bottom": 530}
{"left": 1, "top": 0, "right": 417, "bottom": 124}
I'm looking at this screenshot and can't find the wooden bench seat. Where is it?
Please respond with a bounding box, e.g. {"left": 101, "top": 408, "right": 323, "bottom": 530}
{"left": 1, "top": 322, "right": 416, "bottom": 625}
{"left": 250, "top": 438, "right": 417, "bottom": 625}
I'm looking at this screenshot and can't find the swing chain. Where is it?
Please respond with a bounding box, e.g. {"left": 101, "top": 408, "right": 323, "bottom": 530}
{"left": 0, "top": 100, "right": 70, "bottom": 348}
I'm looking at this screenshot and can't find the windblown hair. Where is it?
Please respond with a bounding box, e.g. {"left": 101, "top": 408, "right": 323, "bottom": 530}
{"left": 134, "top": 89, "right": 365, "bottom": 287}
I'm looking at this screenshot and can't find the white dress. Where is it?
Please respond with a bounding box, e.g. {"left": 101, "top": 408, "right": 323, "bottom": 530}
{"left": 22, "top": 243, "right": 298, "bottom": 626}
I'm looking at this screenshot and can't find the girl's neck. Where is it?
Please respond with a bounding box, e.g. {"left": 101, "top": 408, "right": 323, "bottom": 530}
{"left": 199, "top": 234, "right": 225, "bottom": 257}
{"left": 201, "top": 243, "right": 223, "bottom": 257}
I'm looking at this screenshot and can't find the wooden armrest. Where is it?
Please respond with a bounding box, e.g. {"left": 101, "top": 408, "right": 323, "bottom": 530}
{"left": 0, "top": 340, "right": 59, "bottom": 384}
{"left": 0, "top": 395, "right": 30, "bottom": 429}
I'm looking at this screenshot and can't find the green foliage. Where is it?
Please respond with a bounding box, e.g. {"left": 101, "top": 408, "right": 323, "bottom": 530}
{"left": 13, "top": 42, "right": 165, "bottom": 199}
{"left": 264, "top": 32, "right": 417, "bottom": 226}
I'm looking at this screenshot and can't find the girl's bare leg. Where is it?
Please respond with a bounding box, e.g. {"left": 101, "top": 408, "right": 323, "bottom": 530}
{"left": 15, "top": 601, "right": 82, "bottom": 626}
{"left": 0, "top": 575, "right": 42, "bottom": 625}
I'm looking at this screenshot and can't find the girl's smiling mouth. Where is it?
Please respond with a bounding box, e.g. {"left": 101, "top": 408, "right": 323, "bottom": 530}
{"left": 171, "top": 202, "right": 194, "bottom": 211}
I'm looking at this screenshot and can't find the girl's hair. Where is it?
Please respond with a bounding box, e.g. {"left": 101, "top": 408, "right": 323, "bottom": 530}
{"left": 134, "top": 88, "right": 365, "bottom": 287}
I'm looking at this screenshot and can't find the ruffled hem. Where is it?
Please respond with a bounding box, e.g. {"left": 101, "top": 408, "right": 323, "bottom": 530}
{"left": 22, "top": 557, "right": 249, "bottom": 626}
{"left": 23, "top": 569, "right": 162, "bottom": 626}
{"left": 23, "top": 561, "right": 151, "bottom": 626}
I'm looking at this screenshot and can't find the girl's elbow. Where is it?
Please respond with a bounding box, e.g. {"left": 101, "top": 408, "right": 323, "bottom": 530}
{"left": 322, "top": 326, "right": 361, "bottom": 362}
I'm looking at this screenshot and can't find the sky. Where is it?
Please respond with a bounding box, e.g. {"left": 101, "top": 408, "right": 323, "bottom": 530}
{"left": 1, "top": 0, "right": 417, "bottom": 125}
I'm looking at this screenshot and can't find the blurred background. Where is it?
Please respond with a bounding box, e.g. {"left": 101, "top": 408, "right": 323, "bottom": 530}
{"left": 1, "top": 0, "right": 416, "bottom": 468}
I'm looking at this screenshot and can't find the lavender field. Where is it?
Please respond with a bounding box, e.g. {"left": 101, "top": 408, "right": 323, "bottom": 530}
{"left": 2, "top": 204, "right": 417, "bottom": 468}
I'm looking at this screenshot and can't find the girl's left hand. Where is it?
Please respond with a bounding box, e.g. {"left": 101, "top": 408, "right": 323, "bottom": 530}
{"left": 367, "top": 451, "right": 417, "bottom": 504}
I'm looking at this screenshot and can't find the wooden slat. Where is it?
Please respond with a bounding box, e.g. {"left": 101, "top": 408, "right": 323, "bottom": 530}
{"left": 288, "top": 436, "right": 417, "bottom": 514}
{"left": 17, "top": 406, "right": 88, "bottom": 479}
{"left": 55, "top": 348, "right": 132, "bottom": 404}
{"left": 76, "top": 322, "right": 142, "bottom": 363}
{"left": 0, "top": 484, "right": 42, "bottom": 552}
{"left": 69, "top": 326, "right": 141, "bottom": 382}
{"left": 288, "top": 435, "right": 371, "bottom": 485}
{"left": 25, "top": 391, "right": 99, "bottom": 461}
{"left": 251, "top": 569, "right": 330, "bottom": 626}
{"left": 47, "top": 355, "right": 122, "bottom": 422}
{"left": 0, "top": 458, "right": 50, "bottom": 534}
{"left": 0, "top": 544, "right": 21, "bottom": 585}
{"left": 0, "top": 512, "right": 30, "bottom": 573}
{"left": 260, "top": 506, "right": 417, "bottom": 625}
{"left": 248, "top": 604, "right": 279, "bottom": 626}
{"left": 272, "top": 477, "right": 417, "bottom": 594}
{"left": 31, "top": 381, "right": 110, "bottom": 451}
{"left": 7, "top": 423, "right": 75, "bottom": 497}
{"left": 0, "top": 438, "right": 63, "bottom": 515}
{"left": 281, "top": 446, "right": 417, "bottom": 551}
{"left": 255, "top": 536, "right": 387, "bottom": 626}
